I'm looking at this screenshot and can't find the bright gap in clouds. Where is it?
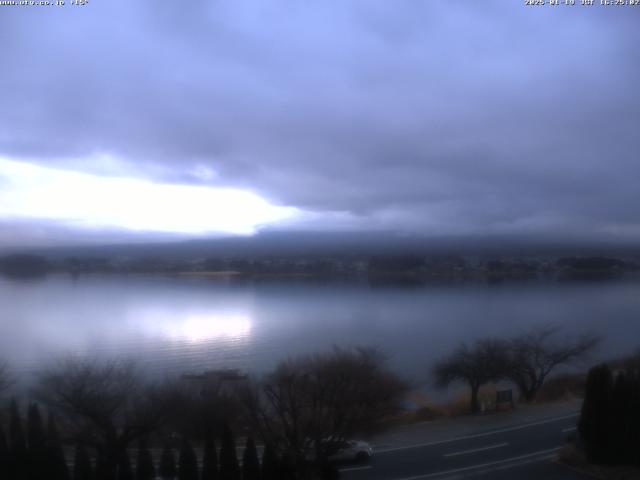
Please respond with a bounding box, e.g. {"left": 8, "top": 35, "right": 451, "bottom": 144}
{"left": 0, "top": 158, "right": 298, "bottom": 235}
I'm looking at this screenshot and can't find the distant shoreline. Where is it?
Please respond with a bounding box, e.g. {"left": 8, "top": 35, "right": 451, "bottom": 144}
{"left": 2, "top": 252, "right": 639, "bottom": 284}
{"left": 3, "top": 269, "right": 640, "bottom": 287}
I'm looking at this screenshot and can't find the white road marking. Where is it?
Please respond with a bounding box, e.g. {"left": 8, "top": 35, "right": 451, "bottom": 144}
{"left": 441, "top": 454, "right": 556, "bottom": 479}
{"left": 562, "top": 426, "right": 577, "bottom": 433}
{"left": 443, "top": 442, "right": 509, "bottom": 458}
{"left": 375, "top": 413, "right": 578, "bottom": 454}
{"left": 339, "top": 465, "right": 373, "bottom": 473}
{"left": 391, "top": 447, "right": 561, "bottom": 480}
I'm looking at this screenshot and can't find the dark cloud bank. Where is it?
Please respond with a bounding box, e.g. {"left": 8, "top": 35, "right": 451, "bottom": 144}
{"left": 1, "top": 1, "right": 639, "bottom": 249}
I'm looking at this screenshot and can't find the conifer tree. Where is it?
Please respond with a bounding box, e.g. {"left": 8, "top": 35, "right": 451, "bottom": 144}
{"left": 117, "top": 450, "right": 134, "bottom": 480}
{"left": 320, "top": 461, "right": 340, "bottom": 480}
{"left": 27, "top": 403, "right": 48, "bottom": 480}
{"left": 611, "top": 372, "right": 633, "bottom": 464}
{"left": 279, "top": 452, "right": 296, "bottom": 480}
{"left": 201, "top": 429, "right": 218, "bottom": 480}
{"left": 136, "top": 438, "right": 155, "bottom": 480}
{"left": 631, "top": 372, "right": 640, "bottom": 466}
{"left": 579, "top": 364, "right": 614, "bottom": 464}
{"left": 0, "top": 425, "right": 9, "bottom": 480}
{"left": 219, "top": 425, "right": 240, "bottom": 480}
{"left": 94, "top": 451, "right": 111, "bottom": 480}
{"left": 27, "top": 404, "right": 47, "bottom": 450}
{"left": 159, "top": 445, "right": 177, "bottom": 480}
{"left": 47, "top": 412, "right": 71, "bottom": 480}
{"left": 242, "top": 437, "right": 260, "bottom": 480}
{"left": 260, "top": 445, "right": 279, "bottom": 480}
{"left": 73, "top": 444, "right": 94, "bottom": 480}
{"left": 178, "top": 438, "right": 199, "bottom": 480}
{"left": 9, "top": 399, "right": 28, "bottom": 480}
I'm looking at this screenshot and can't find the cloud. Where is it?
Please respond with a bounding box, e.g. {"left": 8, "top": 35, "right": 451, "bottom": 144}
{"left": 0, "top": 158, "right": 297, "bottom": 235}
{"left": 0, "top": 1, "right": 639, "bottom": 245}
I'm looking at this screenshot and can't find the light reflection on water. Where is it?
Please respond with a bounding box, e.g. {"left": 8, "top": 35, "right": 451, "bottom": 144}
{"left": 139, "top": 311, "right": 253, "bottom": 343}
{"left": 1, "top": 273, "right": 639, "bottom": 381}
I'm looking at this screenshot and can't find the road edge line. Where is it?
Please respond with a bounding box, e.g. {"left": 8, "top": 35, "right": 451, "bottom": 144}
{"left": 443, "top": 442, "right": 509, "bottom": 458}
{"left": 391, "top": 446, "right": 562, "bottom": 480}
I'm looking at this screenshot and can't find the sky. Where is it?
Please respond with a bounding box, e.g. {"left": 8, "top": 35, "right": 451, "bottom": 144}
{"left": 1, "top": 1, "right": 639, "bottom": 248}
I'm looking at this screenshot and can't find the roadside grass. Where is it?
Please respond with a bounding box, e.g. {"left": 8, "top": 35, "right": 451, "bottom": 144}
{"left": 536, "top": 373, "right": 586, "bottom": 403}
{"left": 381, "top": 375, "right": 586, "bottom": 430}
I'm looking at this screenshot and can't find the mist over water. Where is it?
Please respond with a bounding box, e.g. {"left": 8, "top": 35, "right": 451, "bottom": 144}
{"left": 1, "top": 274, "right": 638, "bottom": 384}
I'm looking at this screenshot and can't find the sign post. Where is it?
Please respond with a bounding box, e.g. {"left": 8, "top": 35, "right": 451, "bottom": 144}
{"left": 496, "top": 389, "right": 515, "bottom": 411}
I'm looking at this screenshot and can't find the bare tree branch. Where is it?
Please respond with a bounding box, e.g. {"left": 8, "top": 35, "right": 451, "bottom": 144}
{"left": 433, "top": 338, "right": 509, "bottom": 414}
{"left": 507, "top": 326, "right": 600, "bottom": 402}
{"left": 33, "top": 357, "right": 175, "bottom": 477}
{"left": 237, "top": 346, "right": 407, "bottom": 471}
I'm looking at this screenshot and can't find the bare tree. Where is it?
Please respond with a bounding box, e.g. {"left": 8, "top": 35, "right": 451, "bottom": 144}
{"left": 161, "top": 371, "right": 243, "bottom": 442}
{"left": 238, "top": 347, "right": 407, "bottom": 475}
{"left": 34, "top": 358, "right": 177, "bottom": 480}
{"left": 507, "top": 326, "right": 600, "bottom": 402}
{"left": 433, "top": 338, "right": 509, "bottom": 414}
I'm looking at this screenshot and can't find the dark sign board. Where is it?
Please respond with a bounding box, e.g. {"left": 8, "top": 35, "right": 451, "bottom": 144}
{"left": 496, "top": 389, "right": 514, "bottom": 409}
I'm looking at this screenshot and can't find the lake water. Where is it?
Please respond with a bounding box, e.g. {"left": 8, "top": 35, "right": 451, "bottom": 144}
{"left": 1, "top": 274, "right": 639, "bottom": 385}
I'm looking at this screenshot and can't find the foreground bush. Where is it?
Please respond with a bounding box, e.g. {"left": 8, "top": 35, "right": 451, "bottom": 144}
{"left": 579, "top": 362, "right": 640, "bottom": 466}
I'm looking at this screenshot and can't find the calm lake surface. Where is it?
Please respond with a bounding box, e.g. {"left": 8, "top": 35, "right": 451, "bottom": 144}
{"left": 1, "top": 274, "right": 639, "bottom": 383}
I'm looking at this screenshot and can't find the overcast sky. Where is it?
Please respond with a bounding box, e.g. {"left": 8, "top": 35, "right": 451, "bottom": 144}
{"left": 1, "top": 1, "right": 639, "bottom": 248}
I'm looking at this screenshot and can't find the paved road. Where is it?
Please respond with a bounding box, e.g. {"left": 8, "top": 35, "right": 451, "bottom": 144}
{"left": 340, "top": 410, "right": 590, "bottom": 480}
